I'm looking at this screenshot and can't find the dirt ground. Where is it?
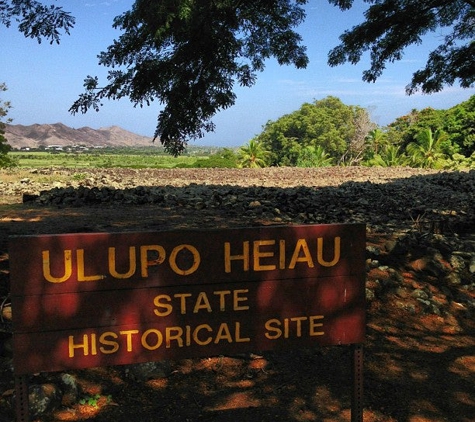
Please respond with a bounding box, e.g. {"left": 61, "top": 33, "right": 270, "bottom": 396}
{"left": 0, "top": 167, "right": 474, "bottom": 422}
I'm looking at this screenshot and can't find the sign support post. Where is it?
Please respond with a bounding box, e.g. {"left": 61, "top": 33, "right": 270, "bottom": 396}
{"left": 14, "top": 375, "right": 29, "bottom": 422}
{"left": 351, "top": 343, "right": 364, "bottom": 422}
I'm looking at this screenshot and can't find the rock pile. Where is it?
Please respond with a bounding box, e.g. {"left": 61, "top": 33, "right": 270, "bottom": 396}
{"left": 365, "top": 232, "right": 475, "bottom": 314}
{"left": 25, "top": 168, "right": 475, "bottom": 233}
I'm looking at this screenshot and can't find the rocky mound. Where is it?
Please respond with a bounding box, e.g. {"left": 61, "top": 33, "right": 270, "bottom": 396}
{"left": 12, "top": 167, "right": 474, "bottom": 234}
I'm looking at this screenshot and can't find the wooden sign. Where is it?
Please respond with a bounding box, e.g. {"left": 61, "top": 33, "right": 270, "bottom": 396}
{"left": 10, "top": 224, "right": 366, "bottom": 375}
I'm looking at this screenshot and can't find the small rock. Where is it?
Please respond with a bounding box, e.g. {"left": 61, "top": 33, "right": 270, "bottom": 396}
{"left": 60, "top": 373, "right": 79, "bottom": 407}
{"left": 248, "top": 200, "right": 261, "bottom": 208}
{"left": 384, "top": 239, "right": 398, "bottom": 253}
{"left": 26, "top": 383, "right": 61, "bottom": 419}
{"left": 366, "top": 245, "right": 381, "bottom": 256}
{"left": 22, "top": 193, "right": 38, "bottom": 202}
{"left": 126, "top": 361, "right": 172, "bottom": 381}
{"left": 412, "top": 289, "right": 429, "bottom": 300}
{"left": 449, "top": 254, "right": 466, "bottom": 272}
{"left": 365, "top": 288, "right": 375, "bottom": 301}
{"left": 369, "top": 260, "right": 380, "bottom": 268}
{"left": 445, "top": 272, "right": 463, "bottom": 286}
{"left": 468, "top": 256, "right": 475, "bottom": 274}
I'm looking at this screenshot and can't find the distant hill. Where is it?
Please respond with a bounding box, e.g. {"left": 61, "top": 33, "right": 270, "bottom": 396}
{"left": 5, "top": 123, "right": 155, "bottom": 149}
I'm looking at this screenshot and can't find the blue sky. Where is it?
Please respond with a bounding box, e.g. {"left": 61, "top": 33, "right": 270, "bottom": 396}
{"left": 1, "top": 0, "right": 474, "bottom": 147}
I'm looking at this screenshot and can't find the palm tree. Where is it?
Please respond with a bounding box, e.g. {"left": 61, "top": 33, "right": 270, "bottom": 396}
{"left": 368, "top": 145, "right": 408, "bottom": 167}
{"left": 237, "top": 139, "right": 270, "bottom": 168}
{"left": 366, "top": 128, "right": 387, "bottom": 154}
{"left": 406, "top": 128, "right": 447, "bottom": 168}
{"left": 296, "top": 145, "right": 334, "bottom": 167}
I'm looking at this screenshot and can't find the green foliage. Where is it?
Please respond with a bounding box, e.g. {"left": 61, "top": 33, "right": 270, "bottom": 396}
{"left": 79, "top": 393, "right": 111, "bottom": 408}
{"left": 0, "top": 83, "right": 17, "bottom": 168}
{"left": 365, "top": 129, "right": 388, "bottom": 155}
{"left": 72, "top": 172, "right": 87, "bottom": 181}
{"left": 386, "top": 108, "right": 447, "bottom": 149}
{"left": 446, "top": 152, "right": 475, "bottom": 169}
{"left": 1, "top": 1, "right": 75, "bottom": 44}
{"left": 296, "top": 145, "right": 334, "bottom": 167}
{"left": 0, "top": 127, "right": 16, "bottom": 168}
{"left": 188, "top": 148, "right": 238, "bottom": 168}
{"left": 386, "top": 95, "right": 475, "bottom": 159}
{"left": 10, "top": 146, "right": 239, "bottom": 169}
{"left": 9, "top": 150, "right": 200, "bottom": 169}
{"left": 365, "top": 145, "right": 408, "bottom": 167}
{"left": 79, "top": 394, "right": 101, "bottom": 407}
{"left": 362, "top": 96, "right": 475, "bottom": 169}
{"left": 444, "top": 95, "right": 475, "bottom": 157}
{"left": 328, "top": 0, "right": 475, "bottom": 94}
{"left": 70, "top": 0, "right": 309, "bottom": 155}
{"left": 255, "top": 96, "right": 374, "bottom": 166}
{"left": 237, "top": 139, "right": 270, "bottom": 168}
{"left": 406, "top": 128, "right": 447, "bottom": 168}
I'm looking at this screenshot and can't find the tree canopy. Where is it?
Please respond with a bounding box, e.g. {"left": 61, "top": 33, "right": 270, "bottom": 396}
{"left": 386, "top": 95, "right": 475, "bottom": 157}
{"left": 0, "top": 83, "right": 16, "bottom": 167}
{"left": 0, "top": 0, "right": 75, "bottom": 44}
{"left": 328, "top": 0, "right": 475, "bottom": 94}
{"left": 253, "top": 96, "right": 374, "bottom": 166}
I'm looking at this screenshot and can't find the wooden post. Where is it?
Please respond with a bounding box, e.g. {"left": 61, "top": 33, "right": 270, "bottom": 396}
{"left": 351, "top": 344, "right": 364, "bottom": 422}
{"left": 14, "top": 375, "right": 29, "bottom": 422}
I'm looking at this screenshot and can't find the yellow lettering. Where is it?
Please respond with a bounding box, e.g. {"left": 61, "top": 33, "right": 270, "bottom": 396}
{"left": 166, "top": 326, "right": 184, "bottom": 348}
{"left": 42, "top": 250, "right": 72, "bottom": 283}
{"left": 309, "top": 315, "right": 324, "bottom": 336}
{"left": 233, "top": 289, "right": 249, "bottom": 311}
{"left": 76, "top": 249, "right": 105, "bottom": 281}
{"left": 120, "top": 330, "right": 139, "bottom": 352}
{"left": 224, "top": 241, "right": 249, "bottom": 273}
{"left": 174, "top": 293, "right": 192, "bottom": 314}
{"left": 99, "top": 331, "right": 119, "bottom": 354}
{"left": 90, "top": 333, "right": 97, "bottom": 355}
{"left": 317, "top": 237, "right": 341, "bottom": 267}
{"left": 253, "top": 240, "right": 276, "bottom": 271}
{"left": 153, "top": 294, "right": 173, "bottom": 317}
{"left": 214, "top": 323, "right": 233, "bottom": 343}
{"left": 169, "top": 244, "right": 200, "bottom": 275}
{"left": 68, "top": 334, "right": 88, "bottom": 358}
{"left": 193, "top": 324, "right": 212, "bottom": 345}
{"left": 141, "top": 329, "right": 163, "bottom": 350}
{"left": 108, "top": 247, "right": 136, "bottom": 279}
{"left": 235, "top": 322, "right": 251, "bottom": 343}
{"left": 288, "top": 239, "right": 314, "bottom": 269}
{"left": 290, "top": 316, "right": 308, "bottom": 337}
{"left": 213, "top": 290, "right": 231, "bottom": 311}
{"left": 193, "top": 292, "right": 212, "bottom": 313}
{"left": 284, "top": 318, "right": 289, "bottom": 338}
{"left": 140, "top": 245, "right": 166, "bottom": 277}
{"left": 264, "top": 319, "right": 282, "bottom": 339}
{"left": 279, "top": 240, "right": 286, "bottom": 269}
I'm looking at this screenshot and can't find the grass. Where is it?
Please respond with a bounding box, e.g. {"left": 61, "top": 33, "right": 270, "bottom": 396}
{"left": 9, "top": 151, "right": 201, "bottom": 169}
{"left": 0, "top": 167, "right": 74, "bottom": 184}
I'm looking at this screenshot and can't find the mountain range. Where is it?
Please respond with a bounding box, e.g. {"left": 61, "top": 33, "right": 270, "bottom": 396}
{"left": 5, "top": 123, "right": 155, "bottom": 149}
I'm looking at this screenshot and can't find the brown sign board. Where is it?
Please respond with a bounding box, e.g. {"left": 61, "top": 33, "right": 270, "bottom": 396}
{"left": 10, "top": 224, "right": 366, "bottom": 375}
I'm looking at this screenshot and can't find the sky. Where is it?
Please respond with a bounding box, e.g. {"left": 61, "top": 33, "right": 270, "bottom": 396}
{"left": 1, "top": 0, "right": 474, "bottom": 148}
